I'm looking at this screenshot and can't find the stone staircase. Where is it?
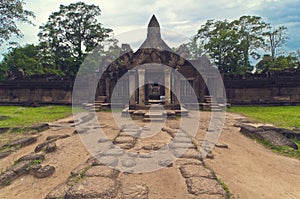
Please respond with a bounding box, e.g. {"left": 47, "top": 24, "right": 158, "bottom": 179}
{"left": 83, "top": 96, "right": 110, "bottom": 111}
{"left": 121, "top": 104, "right": 189, "bottom": 121}
{"left": 143, "top": 105, "right": 174, "bottom": 122}
{"left": 202, "top": 96, "right": 223, "bottom": 111}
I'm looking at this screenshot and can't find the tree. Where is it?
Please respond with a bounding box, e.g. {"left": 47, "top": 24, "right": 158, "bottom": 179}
{"left": 255, "top": 54, "right": 273, "bottom": 73}
{"left": 231, "top": 16, "right": 268, "bottom": 66}
{"left": 194, "top": 19, "right": 247, "bottom": 74}
{"left": 38, "top": 2, "right": 113, "bottom": 76}
{"left": 0, "top": 0, "right": 35, "bottom": 45}
{"left": 184, "top": 37, "right": 204, "bottom": 59}
{"left": 191, "top": 16, "right": 289, "bottom": 75}
{"left": 0, "top": 44, "right": 42, "bottom": 79}
{"left": 263, "top": 26, "right": 288, "bottom": 63}
{"left": 290, "top": 50, "right": 300, "bottom": 67}
{"left": 0, "top": 44, "right": 63, "bottom": 79}
{"left": 256, "top": 53, "right": 298, "bottom": 73}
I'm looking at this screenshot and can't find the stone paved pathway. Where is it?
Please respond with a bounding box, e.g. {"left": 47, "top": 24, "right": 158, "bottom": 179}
{"left": 44, "top": 112, "right": 225, "bottom": 199}
{"left": 0, "top": 112, "right": 226, "bottom": 199}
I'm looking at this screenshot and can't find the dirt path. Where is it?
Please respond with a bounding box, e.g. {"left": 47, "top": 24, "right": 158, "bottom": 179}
{"left": 0, "top": 111, "right": 299, "bottom": 198}
{"left": 205, "top": 112, "right": 300, "bottom": 199}
{"left": 0, "top": 116, "right": 91, "bottom": 199}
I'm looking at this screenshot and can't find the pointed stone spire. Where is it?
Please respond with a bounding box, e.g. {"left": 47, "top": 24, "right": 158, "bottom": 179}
{"left": 147, "top": 14, "right": 161, "bottom": 39}
{"left": 148, "top": 15, "right": 160, "bottom": 28}
{"left": 140, "top": 15, "right": 172, "bottom": 51}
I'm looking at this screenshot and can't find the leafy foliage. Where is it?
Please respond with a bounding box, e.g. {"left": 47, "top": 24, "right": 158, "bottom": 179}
{"left": 0, "top": 2, "right": 115, "bottom": 80}
{"left": 0, "top": 0, "right": 35, "bottom": 45}
{"left": 256, "top": 54, "right": 299, "bottom": 73}
{"left": 0, "top": 44, "right": 63, "bottom": 80}
{"left": 263, "top": 26, "right": 289, "bottom": 62}
{"left": 38, "top": 2, "right": 113, "bottom": 76}
{"left": 192, "top": 17, "right": 267, "bottom": 74}
{"left": 189, "top": 15, "right": 294, "bottom": 74}
{"left": 232, "top": 16, "right": 268, "bottom": 66}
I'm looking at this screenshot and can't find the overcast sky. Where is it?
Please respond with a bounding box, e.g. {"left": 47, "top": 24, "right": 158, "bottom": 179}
{"left": 1, "top": 0, "right": 299, "bottom": 55}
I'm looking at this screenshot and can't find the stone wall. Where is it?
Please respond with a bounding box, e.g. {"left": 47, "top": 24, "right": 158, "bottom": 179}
{"left": 1, "top": 72, "right": 300, "bottom": 106}
{"left": 224, "top": 73, "right": 300, "bottom": 105}
{"left": 0, "top": 80, "right": 73, "bottom": 106}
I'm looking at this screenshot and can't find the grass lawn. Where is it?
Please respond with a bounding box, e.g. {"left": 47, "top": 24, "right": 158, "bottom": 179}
{"left": 0, "top": 106, "right": 72, "bottom": 128}
{"left": 229, "top": 106, "right": 300, "bottom": 129}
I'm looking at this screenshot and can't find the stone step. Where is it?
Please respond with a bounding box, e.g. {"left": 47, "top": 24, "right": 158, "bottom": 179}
{"left": 148, "top": 100, "right": 161, "bottom": 104}
{"left": 144, "top": 112, "right": 166, "bottom": 118}
{"left": 94, "top": 102, "right": 104, "bottom": 105}
{"left": 175, "top": 107, "right": 189, "bottom": 116}
{"left": 133, "top": 110, "right": 146, "bottom": 116}
{"left": 121, "top": 107, "right": 130, "bottom": 116}
{"left": 211, "top": 108, "right": 223, "bottom": 112}
{"left": 162, "top": 110, "right": 175, "bottom": 116}
{"left": 83, "top": 103, "right": 94, "bottom": 107}
{"left": 143, "top": 118, "right": 165, "bottom": 122}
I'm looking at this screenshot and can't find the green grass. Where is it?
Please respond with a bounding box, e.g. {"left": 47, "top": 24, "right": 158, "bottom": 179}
{"left": 0, "top": 106, "right": 72, "bottom": 128}
{"left": 229, "top": 106, "right": 300, "bottom": 129}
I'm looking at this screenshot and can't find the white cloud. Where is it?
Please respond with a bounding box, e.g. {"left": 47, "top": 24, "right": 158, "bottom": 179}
{"left": 1, "top": 0, "right": 299, "bottom": 58}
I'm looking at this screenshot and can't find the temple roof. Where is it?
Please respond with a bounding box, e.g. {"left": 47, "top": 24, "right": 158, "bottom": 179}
{"left": 139, "top": 15, "right": 172, "bottom": 51}
{"left": 103, "top": 15, "right": 187, "bottom": 72}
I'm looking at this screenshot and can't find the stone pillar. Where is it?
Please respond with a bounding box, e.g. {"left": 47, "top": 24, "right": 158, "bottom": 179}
{"left": 129, "top": 70, "right": 136, "bottom": 106}
{"left": 175, "top": 74, "right": 181, "bottom": 104}
{"left": 105, "top": 78, "right": 110, "bottom": 99}
{"left": 138, "top": 69, "right": 145, "bottom": 105}
{"left": 171, "top": 70, "right": 175, "bottom": 103}
{"left": 164, "top": 69, "right": 171, "bottom": 105}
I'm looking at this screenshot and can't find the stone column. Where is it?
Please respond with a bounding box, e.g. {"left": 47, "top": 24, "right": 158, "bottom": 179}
{"left": 138, "top": 69, "right": 145, "bottom": 105}
{"left": 171, "top": 70, "right": 175, "bottom": 103}
{"left": 129, "top": 70, "right": 136, "bottom": 106}
{"left": 164, "top": 69, "right": 171, "bottom": 105}
{"left": 175, "top": 73, "right": 181, "bottom": 104}
{"left": 105, "top": 78, "right": 110, "bottom": 100}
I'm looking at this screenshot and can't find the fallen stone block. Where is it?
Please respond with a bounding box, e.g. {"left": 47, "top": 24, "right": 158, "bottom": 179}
{"left": 258, "top": 131, "right": 298, "bottom": 150}
{"left": 30, "top": 123, "right": 49, "bottom": 132}
{"left": 11, "top": 161, "right": 31, "bottom": 176}
{"left": 239, "top": 125, "right": 261, "bottom": 137}
{"left": 18, "top": 153, "right": 45, "bottom": 162}
{"left": 0, "top": 151, "right": 11, "bottom": 159}
{"left": 4, "top": 137, "right": 37, "bottom": 148}
{"left": 0, "top": 171, "right": 17, "bottom": 186}
{"left": 32, "top": 165, "right": 55, "bottom": 178}
{"left": 34, "top": 140, "right": 55, "bottom": 153}
{"left": 46, "top": 134, "right": 70, "bottom": 141}
{"left": 258, "top": 126, "right": 300, "bottom": 139}
{"left": 45, "top": 142, "right": 57, "bottom": 153}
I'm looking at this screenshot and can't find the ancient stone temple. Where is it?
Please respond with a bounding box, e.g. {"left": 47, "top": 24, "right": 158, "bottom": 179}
{"left": 95, "top": 15, "right": 225, "bottom": 114}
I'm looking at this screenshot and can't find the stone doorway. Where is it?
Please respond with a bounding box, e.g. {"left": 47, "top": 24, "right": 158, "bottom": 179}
{"left": 147, "top": 83, "right": 165, "bottom": 104}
